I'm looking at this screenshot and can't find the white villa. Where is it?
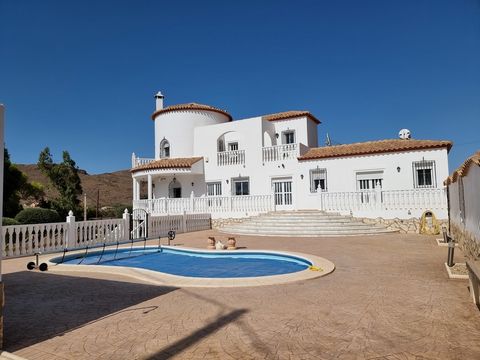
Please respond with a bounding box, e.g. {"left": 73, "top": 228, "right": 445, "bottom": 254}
{"left": 131, "top": 92, "right": 451, "bottom": 221}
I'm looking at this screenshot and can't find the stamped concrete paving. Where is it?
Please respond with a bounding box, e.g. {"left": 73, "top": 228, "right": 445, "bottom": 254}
{"left": 3, "top": 231, "right": 480, "bottom": 360}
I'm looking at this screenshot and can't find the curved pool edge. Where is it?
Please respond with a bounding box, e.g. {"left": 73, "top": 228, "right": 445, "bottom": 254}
{"left": 46, "top": 246, "right": 335, "bottom": 288}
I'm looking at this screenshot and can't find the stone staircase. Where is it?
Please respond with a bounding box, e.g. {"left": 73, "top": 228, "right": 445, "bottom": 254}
{"left": 219, "top": 210, "right": 397, "bottom": 237}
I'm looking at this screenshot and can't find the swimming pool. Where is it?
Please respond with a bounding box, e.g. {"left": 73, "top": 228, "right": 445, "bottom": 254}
{"left": 51, "top": 247, "right": 312, "bottom": 278}
{"left": 48, "top": 246, "right": 335, "bottom": 287}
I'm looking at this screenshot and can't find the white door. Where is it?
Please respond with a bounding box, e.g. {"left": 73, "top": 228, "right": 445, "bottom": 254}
{"left": 272, "top": 177, "right": 293, "bottom": 210}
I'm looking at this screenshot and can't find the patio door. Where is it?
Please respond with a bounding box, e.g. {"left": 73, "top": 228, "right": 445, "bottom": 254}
{"left": 272, "top": 177, "right": 293, "bottom": 210}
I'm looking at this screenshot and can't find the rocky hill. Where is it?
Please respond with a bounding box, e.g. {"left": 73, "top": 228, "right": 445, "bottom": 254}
{"left": 16, "top": 164, "right": 133, "bottom": 208}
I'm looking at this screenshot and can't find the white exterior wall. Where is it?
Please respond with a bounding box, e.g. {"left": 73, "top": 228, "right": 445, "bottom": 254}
{"left": 269, "top": 117, "right": 310, "bottom": 146}
{"left": 462, "top": 165, "right": 480, "bottom": 238}
{"left": 448, "top": 181, "right": 461, "bottom": 226}
{"left": 154, "top": 110, "right": 230, "bottom": 159}
{"left": 152, "top": 174, "right": 206, "bottom": 199}
{"left": 194, "top": 116, "right": 267, "bottom": 196}
{"left": 307, "top": 119, "right": 319, "bottom": 148}
{"left": 135, "top": 98, "right": 451, "bottom": 220}
{"left": 295, "top": 148, "right": 449, "bottom": 218}
{"left": 297, "top": 148, "right": 449, "bottom": 193}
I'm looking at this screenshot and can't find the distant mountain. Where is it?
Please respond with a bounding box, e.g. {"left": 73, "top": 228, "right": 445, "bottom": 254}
{"left": 16, "top": 164, "right": 133, "bottom": 207}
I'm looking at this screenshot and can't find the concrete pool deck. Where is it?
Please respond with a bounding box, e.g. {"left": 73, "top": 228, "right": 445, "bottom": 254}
{"left": 2, "top": 230, "right": 480, "bottom": 359}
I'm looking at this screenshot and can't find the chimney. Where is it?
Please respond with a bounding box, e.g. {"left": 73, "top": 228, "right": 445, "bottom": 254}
{"left": 154, "top": 91, "right": 164, "bottom": 110}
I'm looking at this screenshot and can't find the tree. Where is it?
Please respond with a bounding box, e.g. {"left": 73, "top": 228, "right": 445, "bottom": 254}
{"left": 37, "top": 147, "right": 83, "bottom": 217}
{"left": 3, "top": 148, "right": 25, "bottom": 217}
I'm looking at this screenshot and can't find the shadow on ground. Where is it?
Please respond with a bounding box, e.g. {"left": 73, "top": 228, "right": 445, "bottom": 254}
{"left": 3, "top": 271, "right": 177, "bottom": 352}
{"left": 147, "top": 309, "right": 248, "bottom": 360}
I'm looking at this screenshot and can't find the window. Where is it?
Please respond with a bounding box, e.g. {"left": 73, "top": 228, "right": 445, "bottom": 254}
{"left": 228, "top": 142, "right": 238, "bottom": 151}
{"left": 206, "top": 182, "right": 222, "bottom": 196}
{"left": 217, "top": 139, "right": 225, "bottom": 152}
{"left": 412, "top": 160, "right": 436, "bottom": 188}
{"left": 160, "top": 138, "right": 170, "bottom": 158}
{"left": 232, "top": 177, "right": 249, "bottom": 196}
{"left": 310, "top": 168, "right": 327, "bottom": 192}
{"left": 356, "top": 171, "right": 383, "bottom": 190}
{"left": 282, "top": 131, "right": 295, "bottom": 144}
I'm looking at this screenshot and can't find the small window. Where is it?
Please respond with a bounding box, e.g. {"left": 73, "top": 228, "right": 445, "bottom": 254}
{"left": 228, "top": 142, "right": 238, "bottom": 151}
{"left": 160, "top": 139, "right": 170, "bottom": 158}
{"left": 283, "top": 131, "right": 295, "bottom": 144}
{"left": 412, "top": 160, "right": 436, "bottom": 188}
{"left": 310, "top": 168, "right": 327, "bottom": 192}
{"left": 217, "top": 139, "right": 225, "bottom": 152}
{"left": 356, "top": 171, "right": 383, "bottom": 190}
{"left": 232, "top": 177, "right": 249, "bottom": 196}
{"left": 206, "top": 182, "right": 222, "bottom": 196}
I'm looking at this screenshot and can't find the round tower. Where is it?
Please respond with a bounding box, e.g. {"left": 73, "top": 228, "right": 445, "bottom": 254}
{"left": 151, "top": 92, "right": 232, "bottom": 159}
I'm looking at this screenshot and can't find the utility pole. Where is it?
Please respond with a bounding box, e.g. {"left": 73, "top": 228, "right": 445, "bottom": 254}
{"left": 83, "top": 193, "right": 87, "bottom": 221}
{"left": 96, "top": 189, "right": 100, "bottom": 219}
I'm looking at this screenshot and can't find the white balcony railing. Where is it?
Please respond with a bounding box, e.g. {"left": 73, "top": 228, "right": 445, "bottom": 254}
{"left": 132, "top": 153, "right": 155, "bottom": 168}
{"left": 133, "top": 195, "right": 274, "bottom": 217}
{"left": 318, "top": 188, "right": 447, "bottom": 216}
{"left": 217, "top": 150, "right": 245, "bottom": 166}
{"left": 262, "top": 143, "right": 299, "bottom": 162}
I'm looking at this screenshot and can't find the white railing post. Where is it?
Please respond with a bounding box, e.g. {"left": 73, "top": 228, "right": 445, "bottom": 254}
{"left": 66, "top": 210, "right": 76, "bottom": 249}
{"left": 123, "top": 209, "right": 130, "bottom": 241}
{"left": 190, "top": 191, "right": 195, "bottom": 213}
{"left": 182, "top": 211, "right": 187, "bottom": 233}
{"left": 131, "top": 152, "right": 136, "bottom": 168}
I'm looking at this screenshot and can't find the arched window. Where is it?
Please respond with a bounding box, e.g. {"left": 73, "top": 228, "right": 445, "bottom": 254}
{"left": 217, "top": 138, "right": 225, "bottom": 152}
{"left": 168, "top": 178, "right": 182, "bottom": 198}
{"left": 160, "top": 138, "right": 170, "bottom": 158}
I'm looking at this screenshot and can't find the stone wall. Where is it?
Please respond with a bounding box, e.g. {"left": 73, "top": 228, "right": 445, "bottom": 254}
{"left": 360, "top": 217, "right": 448, "bottom": 234}
{"left": 211, "top": 218, "right": 244, "bottom": 229}
{"left": 450, "top": 222, "right": 480, "bottom": 261}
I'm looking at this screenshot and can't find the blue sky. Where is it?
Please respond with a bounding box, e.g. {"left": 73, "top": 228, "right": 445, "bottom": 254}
{"left": 1, "top": 0, "right": 479, "bottom": 174}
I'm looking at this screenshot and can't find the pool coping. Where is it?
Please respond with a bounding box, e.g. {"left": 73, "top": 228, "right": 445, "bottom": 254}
{"left": 46, "top": 246, "right": 335, "bottom": 287}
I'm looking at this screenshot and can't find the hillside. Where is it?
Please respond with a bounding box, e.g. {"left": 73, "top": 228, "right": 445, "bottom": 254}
{"left": 16, "top": 164, "right": 133, "bottom": 208}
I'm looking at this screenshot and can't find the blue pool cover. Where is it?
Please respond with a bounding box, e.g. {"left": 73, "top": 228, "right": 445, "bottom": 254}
{"left": 57, "top": 248, "right": 311, "bottom": 278}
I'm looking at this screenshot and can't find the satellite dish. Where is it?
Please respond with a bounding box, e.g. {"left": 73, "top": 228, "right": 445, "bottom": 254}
{"left": 399, "top": 129, "right": 411, "bottom": 140}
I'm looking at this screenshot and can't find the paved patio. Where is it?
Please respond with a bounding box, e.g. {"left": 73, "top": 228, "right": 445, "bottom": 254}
{"left": 2, "top": 231, "right": 480, "bottom": 360}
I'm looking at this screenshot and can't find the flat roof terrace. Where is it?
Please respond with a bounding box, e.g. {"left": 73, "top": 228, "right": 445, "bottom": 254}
{"left": 2, "top": 231, "right": 480, "bottom": 360}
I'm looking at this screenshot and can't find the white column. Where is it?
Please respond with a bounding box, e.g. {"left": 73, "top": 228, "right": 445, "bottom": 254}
{"left": 132, "top": 178, "right": 137, "bottom": 201}
{"left": 135, "top": 179, "right": 141, "bottom": 201}
{"left": 66, "top": 211, "right": 76, "bottom": 248}
{"left": 147, "top": 174, "right": 152, "bottom": 200}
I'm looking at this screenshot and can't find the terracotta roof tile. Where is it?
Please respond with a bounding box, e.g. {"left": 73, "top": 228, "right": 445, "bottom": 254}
{"left": 444, "top": 151, "right": 480, "bottom": 185}
{"left": 151, "top": 103, "right": 232, "bottom": 121}
{"left": 298, "top": 139, "right": 452, "bottom": 161}
{"left": 131, "top": 157, "right": 203, "bottom": 173}
{"left": 263, "top": 111, "right": 321, "bottom": 124}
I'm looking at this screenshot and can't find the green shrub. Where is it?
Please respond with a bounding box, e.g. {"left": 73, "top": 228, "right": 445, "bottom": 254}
{"left": 14, "top": 208, "right": 62, "bottom": 224}
{"left": 100, "top": 204, "right": 132, "bottom": 219}
{"left": 2, "top": 217, "right": 20, "bottom": 226}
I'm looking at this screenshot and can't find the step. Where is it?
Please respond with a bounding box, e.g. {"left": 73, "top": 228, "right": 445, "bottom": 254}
{"left": 219, "top": 228, "right": 398, "bottom": 237}
{"left": 218, "top": 210, "right": 393, "bottom": 237}
{"left": 222, "top": 224, "right": 382, "bottom": 231}
{"left": 243, "top": 219, "right": 369, "bottom": 226}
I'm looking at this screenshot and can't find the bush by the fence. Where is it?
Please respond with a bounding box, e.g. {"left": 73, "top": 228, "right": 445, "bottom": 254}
{"left": 14, "top": 208, "right": 62, "bottom": 224}
{"left": 2, "top": 217, "right": 20, "bottom": 226}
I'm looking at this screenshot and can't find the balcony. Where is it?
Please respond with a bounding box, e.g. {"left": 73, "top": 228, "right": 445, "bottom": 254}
{"left": 217, "top": 149, "right": 245, "bottom": 166}
{"left": 262, "top": 143, "right": 299, "bottom": 162}
{"left": 131, "top": 153, "right": 155, "bottom": 168}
